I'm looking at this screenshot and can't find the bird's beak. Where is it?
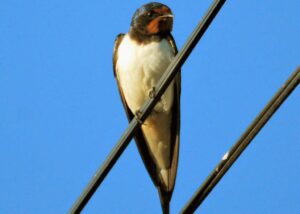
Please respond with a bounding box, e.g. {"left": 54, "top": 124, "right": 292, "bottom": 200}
{"left": 159, "top": 14, "right": 174, "bottom": 19}
{"left": 158, "top": 14, "right": 174, "bottom": 22}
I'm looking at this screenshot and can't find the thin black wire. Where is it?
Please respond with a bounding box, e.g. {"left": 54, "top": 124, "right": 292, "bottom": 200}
{"left": 181, "top": 67, "right": 300, "bottom": 213}
{"left": 69, "top": 0, "right": 227, "bottom": 213}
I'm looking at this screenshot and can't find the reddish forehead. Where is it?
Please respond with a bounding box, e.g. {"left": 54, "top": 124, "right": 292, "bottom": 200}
{"left": 153, "top": 6, "right": 171, "bottom": 14}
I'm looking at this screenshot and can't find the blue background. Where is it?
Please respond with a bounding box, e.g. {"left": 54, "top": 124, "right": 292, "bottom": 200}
{"left": 1, "top": 0, "right": 299, "bottom": 213}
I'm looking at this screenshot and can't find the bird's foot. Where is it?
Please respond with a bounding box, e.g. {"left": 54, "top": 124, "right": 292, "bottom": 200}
{"left": 135, "top": 110, "right": 143, "bottom": 124}
{"left": 148, "top": 87, "right": 156, "bottom": 99}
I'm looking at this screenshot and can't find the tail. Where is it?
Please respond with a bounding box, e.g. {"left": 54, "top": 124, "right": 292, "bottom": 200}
{"left": 158, "top": 187, "right": 171, "bottom": 214}
{"left": 161, "top": 202, "right": 169, "bottom": 214}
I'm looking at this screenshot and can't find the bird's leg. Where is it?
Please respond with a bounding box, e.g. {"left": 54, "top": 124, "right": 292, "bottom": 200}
{"left": 149, "top": 86, "right": 165, "bottom": 113}
{"left": 148, "top": 86, "right": 156, "bottom": 99}
{"left": 135, "top": 110, "right": 143, "bottom": 125}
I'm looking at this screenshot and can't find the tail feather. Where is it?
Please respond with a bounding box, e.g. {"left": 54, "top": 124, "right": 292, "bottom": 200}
{"left": 158, "top": 187, "right": 171, "bottom": 214}
{"left": 162, "top": 202, "right": 169, "bottom": 214}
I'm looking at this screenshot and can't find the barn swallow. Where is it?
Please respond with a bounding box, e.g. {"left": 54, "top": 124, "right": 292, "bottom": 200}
{"left": 113, "top": 2, "right": 180, "bottom": 213}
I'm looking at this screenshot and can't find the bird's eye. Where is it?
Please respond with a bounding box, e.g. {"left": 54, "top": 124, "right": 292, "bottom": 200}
{"left": 147, "top": 12, "right": 153, "bottom": 17}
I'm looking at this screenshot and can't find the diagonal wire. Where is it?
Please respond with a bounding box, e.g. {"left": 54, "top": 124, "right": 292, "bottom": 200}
{"left": 181, "top": 66, "right": 300, "bottom": 214}
{"left": 70, "top": 0, "right": 227, "bottom": 213}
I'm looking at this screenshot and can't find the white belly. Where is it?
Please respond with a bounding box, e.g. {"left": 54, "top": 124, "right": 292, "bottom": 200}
{"left": 116, "top": 34, "right": 177, "bottom": 182}
{"left": 116, "top": 34, "right": 175, "bottom": 114}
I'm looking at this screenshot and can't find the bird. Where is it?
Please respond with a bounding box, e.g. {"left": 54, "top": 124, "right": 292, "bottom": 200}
{"left": 112, "top": 2, "right": 180, "bottom": 213}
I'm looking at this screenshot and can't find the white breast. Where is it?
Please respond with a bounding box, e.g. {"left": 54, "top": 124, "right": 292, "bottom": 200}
{"left": 116, "top": 34, "right": 175, "bottom": 113}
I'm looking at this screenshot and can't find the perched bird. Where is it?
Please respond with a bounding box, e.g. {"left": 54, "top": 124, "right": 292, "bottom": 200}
{"left": 113, "top": 2, "right": 180, "bottom": 213}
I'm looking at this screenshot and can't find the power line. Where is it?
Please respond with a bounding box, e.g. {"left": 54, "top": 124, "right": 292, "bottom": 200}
{"left": 69, "top": 0, "right": 227, "bottom": 213}
{"left": 181, "top": 66, "right": 300, "bottom": 213}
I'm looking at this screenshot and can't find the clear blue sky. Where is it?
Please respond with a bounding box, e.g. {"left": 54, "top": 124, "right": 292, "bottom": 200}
{"left": 1, "top": 0, "right": 299, "bottom": 213}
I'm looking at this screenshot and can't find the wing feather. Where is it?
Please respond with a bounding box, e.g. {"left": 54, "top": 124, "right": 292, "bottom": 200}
{"left": 164, "top": 34, "right": 181, "bottom": 191}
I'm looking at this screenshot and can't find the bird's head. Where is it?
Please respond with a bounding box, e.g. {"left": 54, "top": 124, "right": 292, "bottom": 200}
{"left": 130, "top": 2, "right": 173, "bottom": 37}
